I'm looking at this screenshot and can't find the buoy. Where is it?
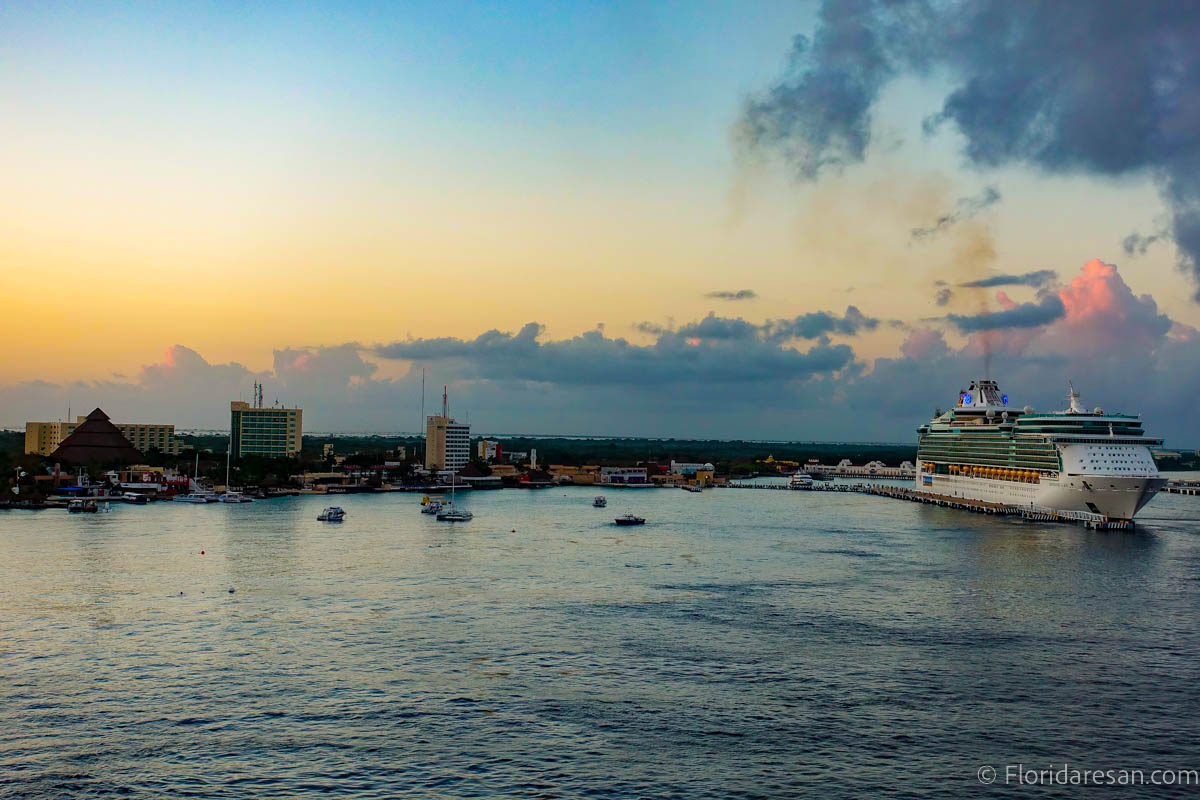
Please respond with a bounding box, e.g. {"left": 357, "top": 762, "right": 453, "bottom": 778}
{"left": 228, "top": 587, "right": 235, "bottom": 594}
{"left": 511, "top": 528, "right": 516, "bottom": 533}
{"left": 200, "top": 550, "right": 205, "bottom": 555}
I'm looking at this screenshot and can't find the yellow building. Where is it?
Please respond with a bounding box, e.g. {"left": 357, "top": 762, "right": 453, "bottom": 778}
{"left": 230, "top": 401, "right": 302, "bottom": 458}
{"left": 424, "top": 415, "right": 470, "bottom": 472}
{"left": 25, "top": 418, "right": 185, "bottom": 456}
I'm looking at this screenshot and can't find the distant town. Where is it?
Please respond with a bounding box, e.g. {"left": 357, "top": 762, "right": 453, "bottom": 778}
{"left": 3, "top": 383, "right": 1198, "bottom": 507}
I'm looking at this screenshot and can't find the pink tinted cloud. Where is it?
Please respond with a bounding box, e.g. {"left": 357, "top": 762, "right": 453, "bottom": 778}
{"left": 900, "top": 327, "right": 949, "bottom": 360}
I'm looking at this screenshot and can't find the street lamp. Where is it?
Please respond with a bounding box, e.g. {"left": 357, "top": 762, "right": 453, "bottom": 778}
{"left": 12, "top": 468, "right": 27, "bottom": 495}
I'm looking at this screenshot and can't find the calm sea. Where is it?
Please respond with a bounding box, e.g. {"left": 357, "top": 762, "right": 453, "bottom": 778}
{"left": 2, "top": 482, "right": 1199, "bottom": 798}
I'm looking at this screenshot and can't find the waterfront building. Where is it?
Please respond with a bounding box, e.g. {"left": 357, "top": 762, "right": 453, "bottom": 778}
{"left": 478, "top": 439, "right": 502, "bottom": 461}
{"left": 600, "top": 467, "right": 649, "bottom": 486}
{"left": 26, "top": 417, "right": 185, "bottom": 456}
{"left": 230, "top": 401, "right": 302, "bottom": 458}
{"left": 425, "top": 415, "right": 470, "bottom": 472}
{"left": 668, "top": 460, "right": 716, "bottom": 486}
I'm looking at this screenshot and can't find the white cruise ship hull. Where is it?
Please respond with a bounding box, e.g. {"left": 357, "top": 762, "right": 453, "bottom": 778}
{"left": 919, "top": 474, "right": 1166, "bottom": 520}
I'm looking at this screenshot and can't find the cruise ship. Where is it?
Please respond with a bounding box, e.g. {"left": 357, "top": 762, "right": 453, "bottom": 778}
{"left": 916, "top": 379, "right": 1166, "bottom": 520}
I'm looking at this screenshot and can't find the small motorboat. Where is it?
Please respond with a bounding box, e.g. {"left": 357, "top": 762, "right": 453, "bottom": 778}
{"left": 175, "top": 492, "right": 216, "bottom": 504}
{"left": 436, "top": 503, "right": 473, "bottom": 522}
{"left": 317, "top": 506, "right": 346, "bottom": 522}
{"left": 421, "top": 498, "right": 443, "bottom": 514}
{"left": 593, "top": 496, "right": 607, "bottom": 507}
{"left": 680, "top": 484, "right": 702, "bottom": 493}
{"left": 68, "top": 499, "right": 99, "bottom": 513}
{"left": 614, "top": 514, "right": 645, "bottom": 526}
{"left": 122, "top": 493, "right": 148, "bottom": 505}
{"left": 219, "top": 492, "right": 252, "bottom": 503}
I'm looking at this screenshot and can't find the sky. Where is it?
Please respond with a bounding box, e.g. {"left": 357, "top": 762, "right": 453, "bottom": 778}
{"left": 3, "top": 1, "right": 1200, "bottom": 444}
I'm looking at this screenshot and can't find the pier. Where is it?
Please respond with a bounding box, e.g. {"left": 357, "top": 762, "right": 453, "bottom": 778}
{"left": 723, "top": 481, "right": 1135, "bottom": 530}
{"left": 1165, "top": 481, "right": 1200, "bottom": 496}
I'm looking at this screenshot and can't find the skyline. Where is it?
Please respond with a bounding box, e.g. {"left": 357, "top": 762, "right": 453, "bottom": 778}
{"left": 4, "top": 2, "right": 1200, "bottom": 443}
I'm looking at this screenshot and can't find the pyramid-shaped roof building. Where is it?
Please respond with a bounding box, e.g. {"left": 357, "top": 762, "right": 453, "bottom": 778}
{"left": 50, "top": 408, "right": 142, "bottom": 465}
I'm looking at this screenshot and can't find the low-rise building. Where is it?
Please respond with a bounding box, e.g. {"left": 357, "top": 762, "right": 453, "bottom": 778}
{"left": 668, "top": 460, "right": 716, "bottom": 486}
{"left": 600, "top": 467, "right": 650, "bottom": 485}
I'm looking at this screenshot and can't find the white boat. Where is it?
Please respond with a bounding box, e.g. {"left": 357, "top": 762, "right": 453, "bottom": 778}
{"left": 217, "top": 442, "right": 251, "bottom": 503}
{"left": 318, "top": 506, "right": 346, "bottom": 522}
{"left": 917, "top": 379, "right": 1166, "bottom": 520}
{"left": 593, "top": 496, "right": 607, "bottom": 507}
{"left": 175, "top": 493, "right": 216, "bottom": 504}
{"left": 435, "top": 504, "right": 473, "bottom": 521}
{"left": 435, "top": 477, "right": 471, "bottom": 521}
{"left": 680, "top": 484, "right": 703, "bottom": 492}
{"left": 789, "top": 473, "right": 814, "bottom": 490}
{"left": 420, "top": 495, "right": 443, "bottom": 514}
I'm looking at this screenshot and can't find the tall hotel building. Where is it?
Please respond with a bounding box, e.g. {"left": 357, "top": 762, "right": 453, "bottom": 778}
{"left": 425, "top": 415, "right": 470, "bottom": 472}
{"left": 230, "top": 401, "right": 302, "bottom": 458}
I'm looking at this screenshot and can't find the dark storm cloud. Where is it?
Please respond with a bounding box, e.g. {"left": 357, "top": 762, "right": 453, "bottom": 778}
{"left": 959, "top": 270, "right": 1057, "bottom": 289}
{"left": 911, "top": 185, "right": 1001, "bottom": 240}
{"left": 766, "top": 305, "right": 879, "bottom": 340}
{"left": 935, "top": 287, "right": 953, "bottom": 306}
{"left": 705, "top": 289, "right": 758, "bottom": 300}
{"left": 375, "top": 316, "right": 856, "bottom": 385}
{"left": 739, "top": 0, "right": 1200, "bottom": 298}
{"left": 945, "top": 295, "right": 1065, "bottom": 332}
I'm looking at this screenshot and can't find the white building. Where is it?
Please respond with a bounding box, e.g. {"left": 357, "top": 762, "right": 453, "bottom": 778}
{"left": 600, "top": 467, "right": 649, "bottom": 486}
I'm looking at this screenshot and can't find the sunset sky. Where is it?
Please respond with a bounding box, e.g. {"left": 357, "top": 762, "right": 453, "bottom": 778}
{"left": 4, "top": 1, "right": 1200, "bottom": 443}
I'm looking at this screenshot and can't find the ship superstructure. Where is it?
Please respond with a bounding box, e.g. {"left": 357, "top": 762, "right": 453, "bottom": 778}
{"left": 916, "top": 379, "right": 1165, "bottom": 520}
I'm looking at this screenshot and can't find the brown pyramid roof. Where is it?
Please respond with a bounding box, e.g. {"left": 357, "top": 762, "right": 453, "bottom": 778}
{"left": 50, "top": 408, "right": 142, "bottom": 465}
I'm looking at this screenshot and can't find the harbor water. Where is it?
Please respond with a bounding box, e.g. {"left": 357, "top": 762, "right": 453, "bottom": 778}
{"left": 2, "top": 483, "right": 1200, "bottom": 798}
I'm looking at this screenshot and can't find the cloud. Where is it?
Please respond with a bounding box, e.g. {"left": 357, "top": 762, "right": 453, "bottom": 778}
{"left": 958, "top": 270, "right": 1057, "bottom": 289}
{"left": 945, "top": 295, "right": 1066, "bottom": 332}
{"left": 900, "top": 327, "right": 949, "bottom": 360}
{"left": 935, "top": 288, "right": 953, "bottom": 306}
{"left": 1122, "top": 230, "right": 1167, "bottom": 256}
{"left": 5, "top": 261, "right": 1199, "bottom": 442}
{"left": 739, "top": 1, "right": 1200, "bottom": 298}
{"left": 376, "top": 314, "right": 858, "bottom": 386}
{"left": 911, "top": 186, "right": 1002, "bottom": 240}
{"left": 705, "top": 289, "right": 758, "bottom": 301}
{"left": 766, "top": 305, "right": 879, "bottom": 340}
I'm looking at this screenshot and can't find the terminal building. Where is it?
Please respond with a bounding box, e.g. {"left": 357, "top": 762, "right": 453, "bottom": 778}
{"left": 230, "top": 401, "right": 302, "bottom": 458}
{"left": 25, "top": 417, "right": 185, "bottom": 456}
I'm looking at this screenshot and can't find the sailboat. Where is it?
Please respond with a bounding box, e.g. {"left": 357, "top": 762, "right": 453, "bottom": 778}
{"left": 435, "top": 478, "right": 472, "bottom": 521}
{"left": 220, "top": 442, "right": 251, "bottom": 503}
{"left": 432, "top": 385, "right": 472, "bottom": 521}
{"left": 176, "top": 452, "right": 217, "bottom": 503}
